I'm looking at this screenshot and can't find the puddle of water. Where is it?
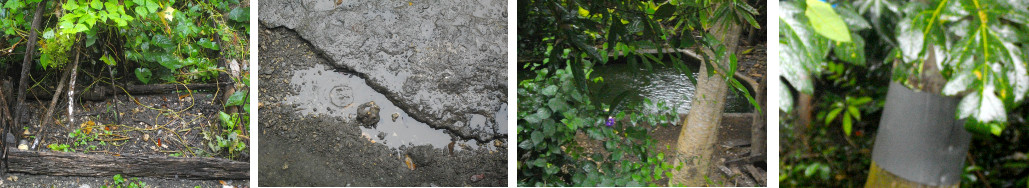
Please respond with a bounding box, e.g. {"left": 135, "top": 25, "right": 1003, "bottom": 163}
{"left": 591, "top": 58, "right": 753, "bottom": 114}
{"left": 518, "top": 54, "right": 753, "bottom": 115}
{"left": 286, "top": 64, "right": 489, "bottom": 151}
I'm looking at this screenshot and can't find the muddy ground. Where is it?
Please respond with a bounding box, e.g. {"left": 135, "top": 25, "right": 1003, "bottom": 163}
{"left": 260, "top": 0, "right": 508, "bottom": 142}
{"left": 258, "top": 26, "right": 507, "bottom": 187}
{"left": 0, "top": 173, "right": 244, "bottom": 187}
{"left": 1, "top": 78, "right": 248, "bottom": 186}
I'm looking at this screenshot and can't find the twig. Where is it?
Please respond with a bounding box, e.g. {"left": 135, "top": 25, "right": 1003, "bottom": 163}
{"left": 108, "top": 58, "right": 120, "bottom": 125}
{"left": 33, "top": 51, "right": 76, "bottom": 150}
{"left": 967, "top": 152, "right": 992, "bottom": 188}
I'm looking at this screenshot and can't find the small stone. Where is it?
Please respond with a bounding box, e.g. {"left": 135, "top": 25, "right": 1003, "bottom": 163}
{"left": 17, "top": 140, "right": 27, "bottom": 150}
{"left": 283, "top": 162, "right": 289, "bottom": 170}
{"left": 470, "top": 174, "right": 485, "bottom": 182}
{"left": 356, "top": 101, "right": 380, "bottom": 128}
{"left": 377, "top": 132, "right": 386, "bottom": 140}
{"left": 5, "top": 132, "right": 15, "bottom": 144}
{"left": 391, "top": 113, "right": 400, "bottom": 122}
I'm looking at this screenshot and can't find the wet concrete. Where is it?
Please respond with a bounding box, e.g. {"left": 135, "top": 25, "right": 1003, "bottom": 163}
{"left": 258, "top": 26, "right": 506, "bottom": 187}
{"left": 260, "top": 0, "right": 508, "bottom": 142}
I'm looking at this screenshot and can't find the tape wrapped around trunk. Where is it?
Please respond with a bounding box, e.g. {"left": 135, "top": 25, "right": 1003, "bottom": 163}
{"left": 871, "top": 82, "right": 971, "bottom": 186}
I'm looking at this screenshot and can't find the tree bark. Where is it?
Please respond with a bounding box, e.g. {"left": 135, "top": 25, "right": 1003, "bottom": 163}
{"left": 6, "top": 149, "right": 248, "bottom": 179}
{"left": 670, "top": 9, "right": 742, "bottom": 185}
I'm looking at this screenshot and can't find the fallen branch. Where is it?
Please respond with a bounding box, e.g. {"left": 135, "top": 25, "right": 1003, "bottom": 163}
{"left": 6, "top": 148, "right": 248, "bottom": 179}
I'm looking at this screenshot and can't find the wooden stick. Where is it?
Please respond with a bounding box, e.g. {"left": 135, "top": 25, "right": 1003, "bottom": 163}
{"left": 33, "top": 51, "right": 76, "bottom": 150}
{"left": 6, "top": 148, "right": 248, "bottom": 179}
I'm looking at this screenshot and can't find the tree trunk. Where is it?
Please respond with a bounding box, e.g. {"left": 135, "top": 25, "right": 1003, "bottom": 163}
{"left": 13, "top": 0, "right": 50, "bottom": 139}
{"left": 864, "top": 83, "right": 968, "bottom": 187}
{"left": 865, "top": 45, "right": 969, "bottom": 187}
{"left": 670, "top": 11, "right": 742, "bottom": 186}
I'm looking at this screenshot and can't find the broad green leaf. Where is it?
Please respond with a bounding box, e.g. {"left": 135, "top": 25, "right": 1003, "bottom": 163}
{"left": 197, "top": 38, "right": 219, "bottom": 50}
{"left": 547, "top": 98, "right": 569, "bottom": 112}
{"left": 804, "top": 0, "right": 852, "bottom": 42}
{"left": 63, "top": 0, "right": 78, "bottom": 11}
{"left": 90, "top": 0, "right": 102, "bottom": 9}
{"left": 896, "top": 17, "right": 924, "bottom": 63}
{"left": 218, "top": 111, "right": 233, "bottom": 128}
{"left": 847, "top": 106, "right": 861, "bottom": 121}
{"left": 843, "top": 112, "right": 852, "bottom": 135}
{"left": 541, "top": 85, "right": 558, "bottom": 96}
{"left": 825, "top": 107, "right": 843, "bottom": 125}
{"left": 957, "top": 85, "right": 1006, "bottom": 124}
{"left": 942, "top": 70, "right": 974, "bottom": 96}
{"left": 100, "top": 54, "right": 116, "bottom": 66}
{"left": 780, "top": 2, "right": 829, "bottom": 94}
{"left": 804, "top": 163, "right": 818, "bottom": 177}
{"left": 225, "top": 90, "right": 247, "bottom": 107}
{"left": 135, "top": 67, "right": 152, "bottom": 84}
{"left": 531, "top": 131, "right": 543, "bottom": 146}
{"left": 833, "top": 33, "right": 866, "bottom": 65}
{"left": 227, "top": 7, "right": 248, "bottom": 23}
{"left": 145, "top": 0, "right": 159, "bottom": 13}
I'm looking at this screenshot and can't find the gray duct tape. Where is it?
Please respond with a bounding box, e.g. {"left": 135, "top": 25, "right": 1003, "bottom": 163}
{"left": 871, "top": 82, "right": 971, "bottom": 186}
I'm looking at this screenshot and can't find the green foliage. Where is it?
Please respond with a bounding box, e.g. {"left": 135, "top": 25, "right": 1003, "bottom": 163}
{"left": 1, "top": 0, "right": 248, "bottom": 84}
{"left": 102, "top": 174, "right": 147, "bottom": 188}
{"left": 804, "top": 0, "right": 850, "bottom": 42}
{"left": 208, "top": 110, "right": 246, "bottom": 159}
{"left": 47, "top": 143, "right": 72, "bottom": 152}
{"left": 519, "top": 0, "right": 762, "bottom": 186}
{"left": 823, "top": 96, "right": 871, "bottom": 136}
{"left": 784, "top": 0, "right": 1029, "bottom": 134}
{"left": 135, "top": 67, "right": 152, "bottom": 84}
{"left": 67, "top": 124, "right": 109, "bottom": 152}
{"left": 518, "top": 67, "right": 679, "bottom": 186}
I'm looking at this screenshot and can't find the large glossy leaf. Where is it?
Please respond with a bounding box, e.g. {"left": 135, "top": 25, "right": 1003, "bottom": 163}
{"left": 833, "top": 32, "right": 866, "bottom": 65}
{"left": 957, "top": 85, "right": 1006, "bottom": 127}
{"left": 804, "top": 0, "right": 851, "bottom": 42}
{"left": 780, "top": 2, "right": 828, "bottom": 94}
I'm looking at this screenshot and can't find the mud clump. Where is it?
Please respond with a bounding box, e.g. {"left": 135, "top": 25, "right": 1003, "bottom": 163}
{"left": 356, "top": 101, "right": 380, "bottom": 128}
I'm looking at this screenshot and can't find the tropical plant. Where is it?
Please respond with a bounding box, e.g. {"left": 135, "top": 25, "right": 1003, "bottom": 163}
{"left": 518, "top": 0, "right": 761, "bottom": 186}
{"left": 780, "top": 0, "right": 1029, "bottom": 135}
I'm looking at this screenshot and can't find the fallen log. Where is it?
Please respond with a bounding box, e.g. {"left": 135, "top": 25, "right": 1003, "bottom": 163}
{"left": 6, "top": 148, "right": 248, "bottom": 179}
{"left": 26, "top": 83, "right": 221, "bottom": 101}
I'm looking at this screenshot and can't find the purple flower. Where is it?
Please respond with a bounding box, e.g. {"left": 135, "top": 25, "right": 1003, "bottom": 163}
{"left": 606, "top": 117, "right": 615, "bottom": 127}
